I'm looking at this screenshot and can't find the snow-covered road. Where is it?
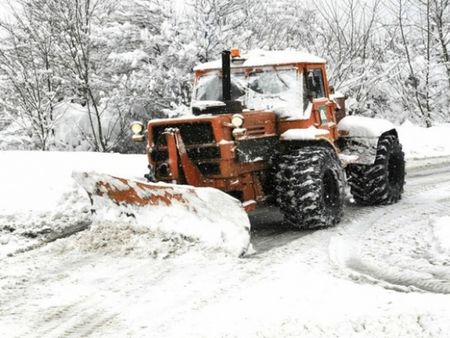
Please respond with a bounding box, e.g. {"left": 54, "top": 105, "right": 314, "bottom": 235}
{"left": 1, "top": 158, "right": 450, "bottom": 337}
{"left": 332, "top": 161, "right": 450, "bottom": 294}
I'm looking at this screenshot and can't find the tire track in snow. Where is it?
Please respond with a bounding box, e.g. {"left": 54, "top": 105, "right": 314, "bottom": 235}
{"left": 3, "top": 264, "right": 125, "bottom": 338}
{"left": 19, "top": 302, "right": 119, "bottom": 338}
{"left": 330, "top": 161, "right": 450, "bottom": 294}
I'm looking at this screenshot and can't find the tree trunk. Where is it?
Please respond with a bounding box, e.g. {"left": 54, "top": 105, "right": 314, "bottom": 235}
{"left": 399, "top": 0, "right": 432, "bottom": 127}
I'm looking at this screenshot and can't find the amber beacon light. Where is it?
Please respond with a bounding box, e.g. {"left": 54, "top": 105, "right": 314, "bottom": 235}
{"left": 230, "top": 48, "right": 240, "bottom": 58}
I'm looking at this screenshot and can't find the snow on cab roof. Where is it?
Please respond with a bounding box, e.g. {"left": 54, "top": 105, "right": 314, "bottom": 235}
{"left": 194, "top": 50, "right": 326, "bottom": 71}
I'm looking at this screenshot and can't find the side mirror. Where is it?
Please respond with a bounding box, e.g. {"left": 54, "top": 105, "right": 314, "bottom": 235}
{"left": 329, "top": 85, "right": 335, "bottom": 95}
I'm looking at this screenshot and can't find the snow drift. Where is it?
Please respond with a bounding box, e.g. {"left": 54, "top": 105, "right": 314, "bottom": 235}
{"left": 398, "top": 121, "right": 450, "bottom": 159}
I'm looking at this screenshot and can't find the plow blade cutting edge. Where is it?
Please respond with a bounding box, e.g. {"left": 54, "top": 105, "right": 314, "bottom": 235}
{"left": 72, "top": 171, "right": 251, "bottom": 256}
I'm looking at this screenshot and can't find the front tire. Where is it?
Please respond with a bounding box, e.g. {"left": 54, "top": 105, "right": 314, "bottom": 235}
{"left": 274, "top": 146, "right": 345, "bottom": 229}
{"left": 347, "top": 133, "right": 405, "bottom": 205}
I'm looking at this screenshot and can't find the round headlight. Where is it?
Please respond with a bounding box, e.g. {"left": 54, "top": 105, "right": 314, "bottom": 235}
{"left": 231, "top": 114, "right": 244, "bottom": 128}
{"left": 131, "top": 121, "right": 145, "bottom": 134}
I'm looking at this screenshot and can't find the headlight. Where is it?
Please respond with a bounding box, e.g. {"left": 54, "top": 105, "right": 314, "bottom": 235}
{"left": 232, "top": 127, "right": 246, "bottom": 139}
{"left": 131, "top": 121, "right": 145, "bottom": 135}
{"left": 231, "top": 114, "right": 244, "bottom": 128}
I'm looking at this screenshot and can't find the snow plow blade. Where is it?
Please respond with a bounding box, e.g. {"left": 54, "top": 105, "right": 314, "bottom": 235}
{"left": 72, "top": 171, "right": 251, "bottom": 256}
{"left": 73, "top": 171, "right": 194, "bottom": 209}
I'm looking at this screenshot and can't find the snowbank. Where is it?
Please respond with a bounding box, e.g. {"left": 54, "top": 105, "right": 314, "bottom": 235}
{"left": 0, "top": 151, "right": 145, "bottom": 214}
{"left": 398, "top": 121, "right": 450, "bottom": 159}
{"left": 0, "top": 151, "right": 145, "bottom": 257}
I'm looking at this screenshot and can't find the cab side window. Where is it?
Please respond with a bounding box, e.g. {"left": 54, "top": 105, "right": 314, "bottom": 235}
{"left": 306, "top": 69, "right": 325, "bottom": 99}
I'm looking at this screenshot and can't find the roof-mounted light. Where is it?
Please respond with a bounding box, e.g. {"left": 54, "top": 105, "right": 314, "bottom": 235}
{"left": 230, "top": 48, "right": 240, "bottom": 58}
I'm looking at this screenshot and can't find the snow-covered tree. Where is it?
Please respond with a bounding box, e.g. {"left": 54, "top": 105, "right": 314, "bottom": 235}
{"left": 1, "top": 0, "right": 449, "bottom": 153}
{"left": 383, "top": 0, "right": 449, "bottom": 126}
{"left": 0, "top": 0, "right": 62, "bottom": 150}
{"left": 241, "top": 0, "right": 318, "bottom": 51}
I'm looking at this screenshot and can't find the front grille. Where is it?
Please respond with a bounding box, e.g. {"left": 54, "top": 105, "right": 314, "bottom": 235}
{"left": 187, "top": 146, "right": 220, "bottom": 160}
{"left": 151, "top": 122, "right": 221, "bottom": 177}
{"left": 151, "top": 146, "right": 220, "bottom": 162}
{"left": 152, "top": 123, "right": 214, "bottom": 146}
{"left": 197, "top": 163, "right": 220, "bottom": 175}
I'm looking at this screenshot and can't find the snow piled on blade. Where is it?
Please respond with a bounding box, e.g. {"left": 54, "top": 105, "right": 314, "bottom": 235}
{"left": 0, "top": 151, "right": 250, "bottom": 258}
{"left": 72, "top": 172, "right": 251, "bottom": 257}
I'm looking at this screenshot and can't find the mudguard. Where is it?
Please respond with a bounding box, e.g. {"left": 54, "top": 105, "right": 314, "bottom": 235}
{"left": 280, "top": 127, "right": 330, "bottom": 141}
{"left": 337, "top": 116, "right": 397, "bottom": 165}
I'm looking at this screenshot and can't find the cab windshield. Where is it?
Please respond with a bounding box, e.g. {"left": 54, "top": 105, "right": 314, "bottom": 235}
{"left": 193, "top": 68, "right": 304, "bottom": 118}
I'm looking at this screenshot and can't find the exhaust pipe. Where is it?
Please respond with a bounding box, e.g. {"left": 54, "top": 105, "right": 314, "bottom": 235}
{"left": 192, "top": 49, "right": 242, "bottom": 115}
{"left": 221, "top": 50, "right": 242, "bottom": 114}
{"left": 222, "top": 50, "right": 231, "bottom": 102}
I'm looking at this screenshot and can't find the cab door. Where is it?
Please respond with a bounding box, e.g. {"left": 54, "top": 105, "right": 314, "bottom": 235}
{"left": 305, "top": 66, "right": 338, "bottom": 140}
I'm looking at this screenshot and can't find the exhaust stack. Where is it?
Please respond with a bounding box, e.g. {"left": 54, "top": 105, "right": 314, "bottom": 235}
{"left": 193, "top": 49, "right": 242, "bottom": 115}
{"left": 222, "top": 50, "right": 231, "bottom": 102}
{"left": 221, "top": 50, "right": 242, "bottom": 114}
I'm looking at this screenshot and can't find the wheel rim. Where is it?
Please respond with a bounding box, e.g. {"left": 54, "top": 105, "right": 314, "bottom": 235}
{"left": 323, "top": 169, "right": 339, "bottom": 208}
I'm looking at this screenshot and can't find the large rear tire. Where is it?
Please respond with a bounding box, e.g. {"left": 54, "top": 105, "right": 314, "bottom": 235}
{"left": 347, "top": 133, "right": 405, "bottom": 205}
{"left": 274, "top": 146, "right": 345, "bottom": 229}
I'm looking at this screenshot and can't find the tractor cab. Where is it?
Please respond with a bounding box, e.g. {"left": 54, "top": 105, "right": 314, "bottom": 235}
{"left": 192, "top": 49, "right": 332, "bottom": 121}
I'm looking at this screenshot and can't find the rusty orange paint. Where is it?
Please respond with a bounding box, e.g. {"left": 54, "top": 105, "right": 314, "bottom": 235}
{"left": 94, "top": 177, "right": 187, "bottom": 207}
{"left": 149, "top": 61, "right": 343, "bottom": 210}
{"left": 166, "top": 132, "right": 180, "bottom": 181}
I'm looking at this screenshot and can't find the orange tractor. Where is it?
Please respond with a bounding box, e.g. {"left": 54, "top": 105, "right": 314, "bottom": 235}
{"left": 79, "top": 49, "right": 405, "bottom": 229}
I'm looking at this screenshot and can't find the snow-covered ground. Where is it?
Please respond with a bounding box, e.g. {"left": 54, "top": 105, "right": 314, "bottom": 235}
{"left": 1, "top": 122, "right": 450, "bottom": 337}
{"left": 398, "top": 121, "right": 450, "bottom": 160}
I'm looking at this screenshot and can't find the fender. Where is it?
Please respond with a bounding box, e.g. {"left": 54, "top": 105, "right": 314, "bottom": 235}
{"left": 280, "top": 127, "right": 338, "bottom": 152}
{"left": 337, "top": 116, "right": 398, "bottom": 165}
